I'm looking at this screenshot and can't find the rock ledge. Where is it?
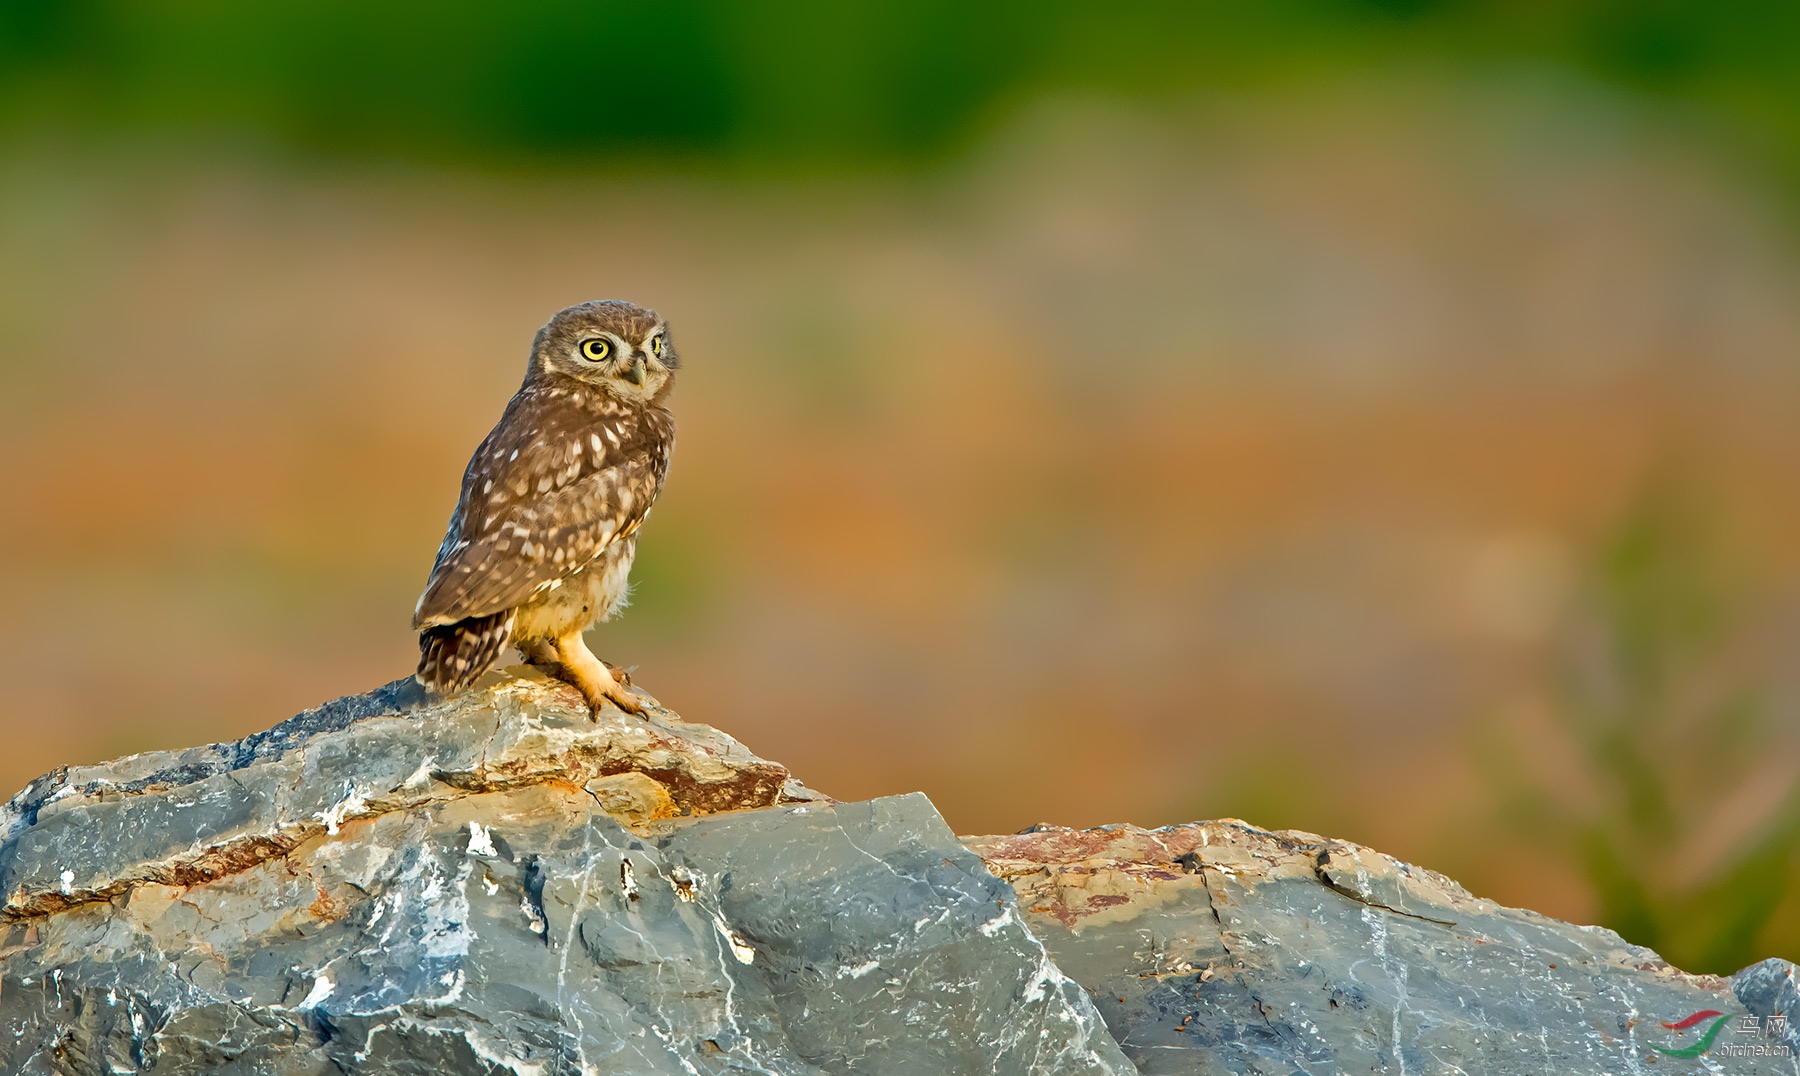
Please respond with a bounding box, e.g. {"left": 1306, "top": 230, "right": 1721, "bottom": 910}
{"left": 0, "top": 675, "right": 1793, "bottom": 1075}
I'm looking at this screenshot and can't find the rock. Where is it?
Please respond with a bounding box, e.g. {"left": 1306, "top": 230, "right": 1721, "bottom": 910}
{"left": 0, "top": 671, "right": 805, "bottom": 920}
{"left": 0, "top": 671, "right": 1130, "bottom": 1075}
{"left": 2, "top": 671, "right": 1793, "bottom": 1073}
{"left": 966, "top": 821, "right": 1800, "bottom": 1073}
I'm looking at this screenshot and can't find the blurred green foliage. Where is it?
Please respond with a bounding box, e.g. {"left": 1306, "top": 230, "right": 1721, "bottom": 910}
{"left": 3, "top": 0, "right": 1800, "bottom": 173}
{"left": 1497, "top": 478, "right": 1800, "bottom": 973}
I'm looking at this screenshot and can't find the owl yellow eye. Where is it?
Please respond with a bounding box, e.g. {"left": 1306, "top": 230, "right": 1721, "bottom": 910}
{"left": 580, "top": 339, "right": 612, "bottom": 361}
{"left": 650, "top": 333, "right": 665, "bottom": 357}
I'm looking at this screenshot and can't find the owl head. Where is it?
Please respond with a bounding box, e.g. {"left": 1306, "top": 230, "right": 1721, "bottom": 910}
{"left": 529, "top": 300, "right": 679, "bottom": 406}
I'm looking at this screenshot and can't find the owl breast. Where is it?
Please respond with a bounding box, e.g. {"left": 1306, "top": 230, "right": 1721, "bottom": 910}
{"left": 510, "top": 534, "right": 639, "bottom": 643}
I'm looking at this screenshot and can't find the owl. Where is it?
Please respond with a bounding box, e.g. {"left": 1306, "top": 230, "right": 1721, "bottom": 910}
{"left": 413, "top": 300, "right": 677, "bottom": 718}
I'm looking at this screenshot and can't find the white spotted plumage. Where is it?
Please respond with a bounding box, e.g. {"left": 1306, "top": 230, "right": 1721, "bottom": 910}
{"left": 413, "top": 300, "right": 679, "bottom": 717}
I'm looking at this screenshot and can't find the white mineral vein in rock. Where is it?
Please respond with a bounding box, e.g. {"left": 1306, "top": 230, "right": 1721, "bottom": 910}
{"left": 519, "top": 891, "right": 546, "bottom": 935}
{"left": 464, "top": 1027, "right": 550, "bottom": 1076}
{"left": 418, "top": 858, "right": 475, "bottom": 960}
{"left": 401, "top": 758, "right": 436, "bottom": 788}
{"left": 1022, "top": 950, "right": 1066, "bottom": 1004}
{"left": 978, "top": 906, "right": 1016, "bottom": 937}
{"left": 1363, "top": 906, "right": 1411, "bottom": 1076}
{"left": 300, "top": 974, "right": 333, "bottom": 1009}
{"left": 712, "top": 914, "right": 756, "bottom": 964}
{"left": 316, "top": 786, "right": 368, "bottom": 836}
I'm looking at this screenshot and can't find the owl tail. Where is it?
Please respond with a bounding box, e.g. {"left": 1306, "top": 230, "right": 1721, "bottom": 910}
{"left": 416, "top": 611, "right": 515, "bottom": 696}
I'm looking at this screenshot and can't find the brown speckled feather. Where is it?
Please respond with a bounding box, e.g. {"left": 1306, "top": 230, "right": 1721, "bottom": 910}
{"left": 413, "top": 299, "right": 679, "bottom": 708}
{"left": 414, "top": 380, "right": 674, "bottom": 630}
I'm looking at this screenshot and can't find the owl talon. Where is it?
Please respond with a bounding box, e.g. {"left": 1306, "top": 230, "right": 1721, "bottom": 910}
{"left": 523, "top": 654, "right": 648, "bottom": 718}
{"left": 545, "top": 630, "right": 651, "bottom": 720}
{"left": 592, "top": 682, "right": 650, "bottom": 720}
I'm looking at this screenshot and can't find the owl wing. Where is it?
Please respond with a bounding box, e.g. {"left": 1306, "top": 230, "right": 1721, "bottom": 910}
{"left": 413, "top": 392, "right": 671, "bottom": 629}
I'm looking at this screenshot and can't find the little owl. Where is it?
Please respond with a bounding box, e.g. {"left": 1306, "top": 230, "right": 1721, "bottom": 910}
{"left": 413, "top": 300, "right": 677, "bottom": 717}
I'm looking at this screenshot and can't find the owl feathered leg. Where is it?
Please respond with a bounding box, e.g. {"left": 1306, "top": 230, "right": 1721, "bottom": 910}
{"left": 516, "top": 637, "right": 559, "bottom": 667}
{"left": 417, "top": 611, "right": 515, "bottom": 696}
{"left": 518, "top": 638, "right": 639, "bottom": 709}
{"left": 549, "top": 629, "right": 648, "bottom": 719}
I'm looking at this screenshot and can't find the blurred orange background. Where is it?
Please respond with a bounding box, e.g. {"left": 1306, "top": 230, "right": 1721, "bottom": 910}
{"left": 2, "top": 5, "right": 1798, "bottom": 973}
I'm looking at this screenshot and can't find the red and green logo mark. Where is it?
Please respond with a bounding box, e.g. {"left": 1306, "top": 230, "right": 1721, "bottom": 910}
{"left": 1655, "top": 1010, "right": 1729, "bottom": 1058}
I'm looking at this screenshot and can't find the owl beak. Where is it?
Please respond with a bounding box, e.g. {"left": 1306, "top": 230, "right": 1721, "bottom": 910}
{"left": 622, "top": 357, "right": 647, "bottom": 386}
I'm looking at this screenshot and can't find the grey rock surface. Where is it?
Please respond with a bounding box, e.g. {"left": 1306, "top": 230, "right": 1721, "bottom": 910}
{"left": 967, "top": 822, "right": 1800, "bottom": 1074}
{"left": 0, "top": 671, "right": 1130, "bottom": 1074}
{"left": 3, "top": 669, "right": 1795, "bottom": 1073}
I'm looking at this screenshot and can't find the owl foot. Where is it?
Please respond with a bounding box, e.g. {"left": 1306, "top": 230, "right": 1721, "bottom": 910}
{"left": 547, "top": 630, "right": 651, "bottom": 720}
